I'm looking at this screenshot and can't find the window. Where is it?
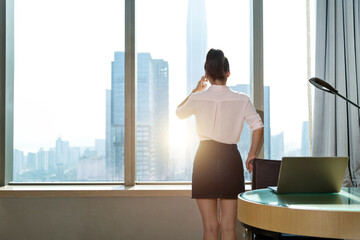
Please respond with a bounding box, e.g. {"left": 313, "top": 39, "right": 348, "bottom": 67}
{"left": 1, "top": 0, "right": 314, "bottom": 186}
{"left": 263, "top": 0, "right": 311, "bottom": 159}
{"left": 135, "top": 0, "right": 251, "bottom": 181}
{"left": 13, "top": 0, "right": 125, "bottom": 182}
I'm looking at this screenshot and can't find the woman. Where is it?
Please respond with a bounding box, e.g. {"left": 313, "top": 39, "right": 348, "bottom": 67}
{"left": 176, "top": 49, "right": 264, "bottom": 240}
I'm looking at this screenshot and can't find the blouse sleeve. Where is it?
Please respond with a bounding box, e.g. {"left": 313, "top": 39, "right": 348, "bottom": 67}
{"left": 176, "top": 94, "right": 196, "bottom": 119}
{"left": 244, "top": 99, "right": 264, "bottom": 131}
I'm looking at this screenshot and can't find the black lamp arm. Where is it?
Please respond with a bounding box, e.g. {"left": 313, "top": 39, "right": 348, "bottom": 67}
{"left": 336, "top": 92, "right": 360, "bottom": 109}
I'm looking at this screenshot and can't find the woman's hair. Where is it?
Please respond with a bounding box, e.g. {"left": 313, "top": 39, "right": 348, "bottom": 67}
{"left": 204, "top": 48, "right": 230, "bottom": 81}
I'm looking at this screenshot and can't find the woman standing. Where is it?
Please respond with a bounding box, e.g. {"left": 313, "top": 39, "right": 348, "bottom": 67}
{"left": 176, "top": 49, "right": 264, "bottom": 240}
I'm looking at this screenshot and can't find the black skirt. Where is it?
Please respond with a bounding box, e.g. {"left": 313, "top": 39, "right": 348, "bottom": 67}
{"left": 192, "top": 140, "right": 245, "bottom": 199}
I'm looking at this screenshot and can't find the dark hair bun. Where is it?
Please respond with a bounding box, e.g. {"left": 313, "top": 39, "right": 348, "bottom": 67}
{"left": 204, "top": 49, "right": 230, "bottom": 81}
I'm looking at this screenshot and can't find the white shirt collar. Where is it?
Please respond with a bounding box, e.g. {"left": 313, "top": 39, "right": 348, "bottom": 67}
{"left": 208, "top": 85, "right": 229, "bottom": 92}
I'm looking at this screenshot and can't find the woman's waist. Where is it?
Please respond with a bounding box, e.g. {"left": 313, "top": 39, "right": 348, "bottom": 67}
{"left": 199, "top": 139, "right": 238, "bottom": 149}
{"left": 198, "top": 135, "right": 238, "bottom": 145}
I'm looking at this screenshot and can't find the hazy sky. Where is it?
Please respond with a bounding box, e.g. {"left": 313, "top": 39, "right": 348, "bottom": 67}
{"left": 14, "top": 0, "right": 315, "bottom": 154}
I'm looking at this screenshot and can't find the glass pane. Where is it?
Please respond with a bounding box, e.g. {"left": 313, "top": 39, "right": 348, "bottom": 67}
{"left": 135, "top": 0, "right": 250, "bottom": 181}
{"left": 264, "top": 0, "right": 310, "bottom": 159}
{"left": 13, "top": 0, "right": 125, "bottom": 182}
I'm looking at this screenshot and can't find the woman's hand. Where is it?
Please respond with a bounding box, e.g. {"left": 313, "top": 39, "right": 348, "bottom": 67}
{"left": 245, "top": 152, "right": 256, "bottom": 173}
{"left": 192, "top": 76, "right": 208, "bottom": 93}
{"left": 245, "top": 128, "right": 264, "bottom": 173}
{"left": 177, "top": 76, "right": 207, "bottom": 108}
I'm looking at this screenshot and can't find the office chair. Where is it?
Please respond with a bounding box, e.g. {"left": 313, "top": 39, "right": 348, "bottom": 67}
{"left": 251, "top": 158, "right": 281, "bottom": 190}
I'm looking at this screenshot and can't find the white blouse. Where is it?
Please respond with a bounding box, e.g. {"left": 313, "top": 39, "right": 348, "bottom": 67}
{"left": 176, "top": 85, "right": 264, "bottom": 144}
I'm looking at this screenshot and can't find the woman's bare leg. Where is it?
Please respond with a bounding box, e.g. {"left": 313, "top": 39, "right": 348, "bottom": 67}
{"left": 196, "top": 198, "right": 219, "bottom": 240}
{"left": 219, "top": 199, "right": 237, "bottom": 240}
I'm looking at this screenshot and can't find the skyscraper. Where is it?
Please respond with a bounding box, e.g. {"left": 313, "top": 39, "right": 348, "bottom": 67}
{"left": 136, "top": 53, "right": 169, "bottom": 180}
{"left": 109, "top": 52, "right": 125, "bottom": 181}
{"left": 185, "top": 0, "right": 208, "bottom": 180}
{"left": 152, "top": 59, "right": 170, "bottom": 179}
{"left": 136, "top": 53, "right": 157, "bottom": 181}
{"left": 271, "top": 132, "right": 284, "bottom": 160}
{"left": 108, "top": 52, "right": 169, "bottom": 181}
{"left": 186, "top": 0, "right": 207, "bottom": 95}
{"left": 37, "top": 148, "right": 48, "bottom": 171}
{"left": 105, "top": 89, "right": 112, "bottom": 180}
{"left": 55, "top": 137, "right": 70, "bottom": 181}
{"left": 27, "top": 152, "right": 36, "bottom": 171}
{"left": 13, "top": 149, "right": 25, "bottom": 181}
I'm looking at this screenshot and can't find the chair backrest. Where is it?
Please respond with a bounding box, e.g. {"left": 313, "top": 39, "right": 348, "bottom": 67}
{"left": 251, "top": 158, "right": 281, "bottom": 190}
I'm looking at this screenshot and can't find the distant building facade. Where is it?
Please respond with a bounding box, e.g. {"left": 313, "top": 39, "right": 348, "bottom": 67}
{"left": 107, "top": 52, "right": 169, "bottom": 181}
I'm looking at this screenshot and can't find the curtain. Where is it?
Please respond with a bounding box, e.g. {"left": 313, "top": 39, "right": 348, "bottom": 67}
{"left": 313, "top": 0, "right": 360, "bottom": 187}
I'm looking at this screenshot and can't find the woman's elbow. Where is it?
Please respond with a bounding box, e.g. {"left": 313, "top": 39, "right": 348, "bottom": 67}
{"left": 175, "top": 109, "right": 186, "bottom": 120}
{"left": 253, "top": 127, "right": 264, "bottom": 136}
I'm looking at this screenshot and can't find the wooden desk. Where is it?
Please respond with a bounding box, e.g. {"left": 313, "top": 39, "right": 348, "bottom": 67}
{"left": 238, "top": 187, "right": 360, "bottom": 239}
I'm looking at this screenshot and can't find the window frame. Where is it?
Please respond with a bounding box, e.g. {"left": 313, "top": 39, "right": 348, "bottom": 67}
{"left": 0, "top": 0, "right": 264, "bottom": 187}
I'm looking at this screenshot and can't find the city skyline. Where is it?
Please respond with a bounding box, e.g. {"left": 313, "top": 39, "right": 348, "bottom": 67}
{"left": 13, "top": 0, "right": 311, "bottom": 157}
{"left": 13, "top": 137, "right": 106, "bottom": 182}
{"left": 12, "top": 44, "right": 310, "bottom": 181}
{"left": 12, "top": 115, "right": 311, "bottom": 182}
{"left": 13, "top": 69, "right": 311, "bottom": 182}
{"left": 12, "top": 0, "right": 311, "bottom": 182}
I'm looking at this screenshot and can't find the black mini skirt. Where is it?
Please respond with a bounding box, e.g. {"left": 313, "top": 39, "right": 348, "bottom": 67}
{"left": 192, "top": 140, "right": 245, "bottom": 199}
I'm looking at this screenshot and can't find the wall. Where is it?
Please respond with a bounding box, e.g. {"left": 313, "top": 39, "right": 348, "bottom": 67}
{"left": 0, "top": 196, "right": 245, "bottom": 240}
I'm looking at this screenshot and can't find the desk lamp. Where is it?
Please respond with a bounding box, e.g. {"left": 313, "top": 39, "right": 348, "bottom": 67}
{"left": 309, "top": 77, "right": 360, "bottom": 109}
{"left": 309, "top": 77, "right": 358, "bottom": 187}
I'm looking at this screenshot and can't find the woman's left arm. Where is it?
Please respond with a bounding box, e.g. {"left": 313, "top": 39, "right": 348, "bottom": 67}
{"left": 245, "top": 127, "right": 264, "bottom": 173}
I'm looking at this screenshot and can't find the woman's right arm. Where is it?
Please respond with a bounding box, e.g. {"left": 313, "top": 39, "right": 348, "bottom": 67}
{"left": 176, "top": 76, "right": 207, "bottom": 119}
{"left": 177, "top": 76, "right": 207, "bottom": 108}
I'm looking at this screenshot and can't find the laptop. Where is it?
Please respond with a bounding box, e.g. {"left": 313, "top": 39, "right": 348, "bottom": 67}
{"left": 269, "top": 156, "right": 349, "bottom": 194}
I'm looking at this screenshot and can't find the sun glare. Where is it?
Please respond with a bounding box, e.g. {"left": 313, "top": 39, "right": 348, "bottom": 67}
{"left": 169, "top": 118, "right": 188, "bottom": 148}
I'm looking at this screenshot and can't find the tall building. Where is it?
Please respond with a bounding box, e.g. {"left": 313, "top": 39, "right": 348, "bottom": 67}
{"left": 186, "top": 0, "right": 207, "bottom": 95}
{"left": 185, "top": 0, "right": 208, "bottom": 180}
{"left": 56, "top": 137, "right": 70, "bottom": 166}
{"left": 137, "top": 53, "right": 157, "bottom": 181}
{"left": 27, "top": 152, "right": 36, "bottom": 172}
{"left": 271, "top": 132, "right": 284, "bottom": 160}
{"left": 152, "top": 59, "right": 169, "bottom": 180}
{"left": 105, "top": 89, "right": 112, "bottom": 180}
{"left": 108, "top": 52, "right": 169, "bottom": 181}
{"left": 13, "top": 149, "right": 25, "bottom": 181}
{"left": 55, "top": 137, "right": 70, "bottom": 181}
{"left": 109, "top": 52, "right": 125, "bottom": 181}
{"left": 77, "top": 148, "right": 106, "bottom": 181}
{"left": 37, "top": 148, "right": 48, "bottom": 171}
